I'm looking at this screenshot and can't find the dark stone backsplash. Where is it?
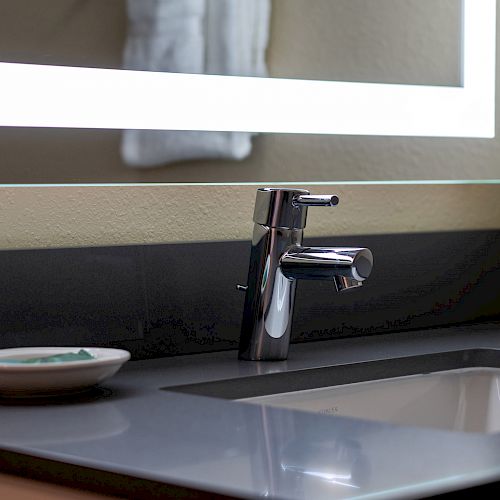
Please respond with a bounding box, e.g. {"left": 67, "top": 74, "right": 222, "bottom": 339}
{"left": 1, "top": 230, "right": 500, "bottom": 359}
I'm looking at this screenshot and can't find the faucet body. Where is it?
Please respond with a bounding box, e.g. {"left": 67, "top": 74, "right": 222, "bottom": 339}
{"left": 238, "top": 188, "right": 373, "bottom": 361}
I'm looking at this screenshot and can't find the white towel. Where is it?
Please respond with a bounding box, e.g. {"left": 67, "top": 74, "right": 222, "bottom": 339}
{"left": 122, "top": 0, "right": 271, "bottom": 168}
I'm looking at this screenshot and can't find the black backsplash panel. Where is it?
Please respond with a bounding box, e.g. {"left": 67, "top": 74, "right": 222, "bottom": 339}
{"left": 1, "top": 231, "right": 500, "bottom": 359}
{"left": 0, "top": 246, "right": 146, "bottom": 348}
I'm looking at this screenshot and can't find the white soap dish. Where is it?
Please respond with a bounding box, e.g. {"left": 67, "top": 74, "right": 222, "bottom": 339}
{"left": 0, "top": 347, "right": 130, "bottom": 397}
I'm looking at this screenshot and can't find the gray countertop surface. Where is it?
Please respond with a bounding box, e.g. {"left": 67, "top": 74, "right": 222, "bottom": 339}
{"left": 3, "top": 324, "right": 500, "bottom": 499}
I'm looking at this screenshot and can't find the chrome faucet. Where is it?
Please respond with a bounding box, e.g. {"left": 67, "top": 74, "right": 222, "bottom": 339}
{"left": 238, "top": 188, "right": 373, "bottom": 361}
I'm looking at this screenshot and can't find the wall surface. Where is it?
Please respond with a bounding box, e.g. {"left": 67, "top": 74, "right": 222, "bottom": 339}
{"left": 0, "top": 2, "right": 498, "bottom": 357}
{"left": 2, "top": 231, "right": 500, "bottom": 359}
{"left": 1, "top": 183, "right": 500, "bottom": 249}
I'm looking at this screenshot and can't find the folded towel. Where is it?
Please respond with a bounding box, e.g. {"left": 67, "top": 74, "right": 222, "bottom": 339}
{"left": 122, "top": 0, "right": 271, "bottom": 168}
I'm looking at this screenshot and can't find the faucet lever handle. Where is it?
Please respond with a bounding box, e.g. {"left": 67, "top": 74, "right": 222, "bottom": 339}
{"left": 293, "top": 195, "right": 339, "bottom": 207}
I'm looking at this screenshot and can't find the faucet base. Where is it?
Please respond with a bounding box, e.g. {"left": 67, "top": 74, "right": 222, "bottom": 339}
{"left": 238, "top": 224, "right": 300, "bottom": 362}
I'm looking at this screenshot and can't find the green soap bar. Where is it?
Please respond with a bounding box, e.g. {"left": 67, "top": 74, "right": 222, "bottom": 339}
{"left": 0, "top": 349, "right": 95, "bottom": 364}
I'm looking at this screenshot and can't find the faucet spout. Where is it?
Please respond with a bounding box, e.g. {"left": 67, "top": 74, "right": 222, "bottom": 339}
{"left": 281, "top": 247, "right": 373, "bottom": 282}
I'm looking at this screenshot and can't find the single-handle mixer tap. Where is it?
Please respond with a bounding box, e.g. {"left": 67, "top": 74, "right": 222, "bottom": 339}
{"left": 238, "top": 188, "right": 373, "bottom": 361}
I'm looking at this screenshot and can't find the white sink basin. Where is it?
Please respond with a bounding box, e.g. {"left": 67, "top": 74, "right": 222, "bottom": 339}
{"left": 240, "top": 367, "right": 500, "bottom": 434}
{"left": 165, "top": 349, "right": 500, "bottom": 434}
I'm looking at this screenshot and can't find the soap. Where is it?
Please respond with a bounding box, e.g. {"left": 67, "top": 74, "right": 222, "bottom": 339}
{"left": 0, "top": 349, "right": 95, "bottom": 364}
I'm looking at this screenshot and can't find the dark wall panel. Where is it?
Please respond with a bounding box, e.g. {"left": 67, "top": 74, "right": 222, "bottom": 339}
{"left": 0, "top": 231, "right": 499, "bottom": 359}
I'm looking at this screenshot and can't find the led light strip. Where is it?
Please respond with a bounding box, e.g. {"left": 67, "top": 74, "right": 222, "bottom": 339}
{"left": 0, "top": 0, "right": 495, "bottom": 137}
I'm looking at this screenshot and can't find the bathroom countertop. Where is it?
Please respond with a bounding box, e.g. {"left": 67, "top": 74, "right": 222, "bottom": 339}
{"left": 3, "top": 324, "right": 500, "bottom": 499}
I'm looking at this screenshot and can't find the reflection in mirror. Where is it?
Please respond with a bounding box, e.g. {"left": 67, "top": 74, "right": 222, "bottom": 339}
{"left": 0, "top": 0, "right": 497, "bottom": 183}
{"left": 0, "top": 0, "right": 461, "bottom": 83}
{"left": 122, "top": 0, "right": 271, "bottom": 167}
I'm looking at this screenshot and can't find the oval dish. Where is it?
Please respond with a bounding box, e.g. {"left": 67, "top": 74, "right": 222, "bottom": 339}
{"left": 0, "top": 347, "right": 130, "bottom": 397}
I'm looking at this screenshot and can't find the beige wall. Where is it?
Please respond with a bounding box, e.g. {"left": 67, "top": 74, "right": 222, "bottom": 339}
{"left": 1, "top": 183, "right": 499, "bottom": 250}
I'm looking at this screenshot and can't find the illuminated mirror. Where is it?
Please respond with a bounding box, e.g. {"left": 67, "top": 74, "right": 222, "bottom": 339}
{"left": 0, "top": 0, "right": 497, "bottom": 183}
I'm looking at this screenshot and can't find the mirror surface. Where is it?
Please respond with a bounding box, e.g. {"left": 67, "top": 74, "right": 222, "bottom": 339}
{"left": 1, "top": 0, "right": 498, "bottom": 184}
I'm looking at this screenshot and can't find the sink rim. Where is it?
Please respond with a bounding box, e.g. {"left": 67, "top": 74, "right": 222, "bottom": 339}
{"left": 162, "top": 348, "right": 500, "bottom": 401}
